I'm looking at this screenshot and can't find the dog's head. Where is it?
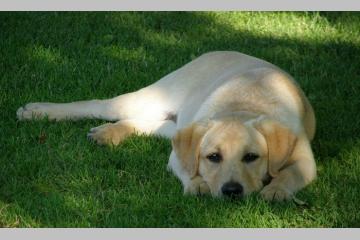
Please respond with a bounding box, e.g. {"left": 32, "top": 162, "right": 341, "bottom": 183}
{"left": 172, "top": 117, "right": 297, "bottom": 198}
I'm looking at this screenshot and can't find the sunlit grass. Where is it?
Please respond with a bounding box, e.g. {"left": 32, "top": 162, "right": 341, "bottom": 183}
{"left": 0, "top": 12, "right": 359, "bottom": 227}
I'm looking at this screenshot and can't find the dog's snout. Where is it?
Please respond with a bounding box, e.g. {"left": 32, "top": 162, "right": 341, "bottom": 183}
{"left": 221, "top": 182, "right": 243, "bottom": 197}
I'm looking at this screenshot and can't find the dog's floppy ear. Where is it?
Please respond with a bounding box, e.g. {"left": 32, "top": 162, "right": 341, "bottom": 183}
{"left": 255, "top": 119, "right": 297, "bottom": 177}
{"left": 172, "top": 123, "right": 209, "bottom": 178}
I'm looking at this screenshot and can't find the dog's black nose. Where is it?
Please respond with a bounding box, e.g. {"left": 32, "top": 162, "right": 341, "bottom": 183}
{"left": 221, "top": 182, "right": 243, "bottom": 197}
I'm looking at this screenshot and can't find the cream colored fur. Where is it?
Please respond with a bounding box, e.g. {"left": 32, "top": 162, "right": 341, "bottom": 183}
{"left": 17, "top": 51, "right": 316, "bottom": 201}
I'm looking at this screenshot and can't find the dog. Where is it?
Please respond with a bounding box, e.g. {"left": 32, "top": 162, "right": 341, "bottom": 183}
{"left": 17, "top": 51, "right": 317, "bottom": 201}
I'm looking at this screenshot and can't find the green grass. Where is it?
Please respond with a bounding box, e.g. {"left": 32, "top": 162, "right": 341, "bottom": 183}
{"left": 1, "top": 12, "right": 360, "bottom": 227}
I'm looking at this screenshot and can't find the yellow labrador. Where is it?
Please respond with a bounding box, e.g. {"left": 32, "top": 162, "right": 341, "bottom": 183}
{"left": 17, "top": 51, "right": 316, "bottom": 201}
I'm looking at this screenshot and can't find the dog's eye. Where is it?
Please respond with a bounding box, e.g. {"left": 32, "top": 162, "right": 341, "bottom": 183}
{"left": 242, "top": 152, "right": 259, "bottom": 163}
{"left": 206, "top": 153, "right": 222, "bottom": 163}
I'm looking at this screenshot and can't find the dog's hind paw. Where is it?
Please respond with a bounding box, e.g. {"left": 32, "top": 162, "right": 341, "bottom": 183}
{"left": 17, "top": 103, "right": 52, "bottom": 120}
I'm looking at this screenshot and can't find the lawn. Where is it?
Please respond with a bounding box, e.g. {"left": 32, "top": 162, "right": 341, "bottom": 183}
{"left": 1, "top": 12, "right": 360, "bottom": 227}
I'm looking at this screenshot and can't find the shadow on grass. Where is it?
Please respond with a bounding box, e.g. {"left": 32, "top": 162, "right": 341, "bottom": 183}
{"left": 0, "top": 12, "right": 359, "bottom": 227}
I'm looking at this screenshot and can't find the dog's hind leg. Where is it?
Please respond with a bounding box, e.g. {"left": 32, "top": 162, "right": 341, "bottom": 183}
{"left": 87, "top": 119, "right": 177, "bottom": 145}
{"left": 16, "top": 99, "right": 119, "bottom": 121}
{"left": 16, "top": 85, "right": 176, "bottom": 122}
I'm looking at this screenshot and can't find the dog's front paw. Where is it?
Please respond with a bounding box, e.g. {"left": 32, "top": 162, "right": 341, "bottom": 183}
{"left": 87, "top": 123, "right": 133, "bottom": 146}
{"left": 260, "top": 184, "right": 293, "bottom": 201}
{"left": 184, "top": 176, "right": 210, "bottom": 196}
